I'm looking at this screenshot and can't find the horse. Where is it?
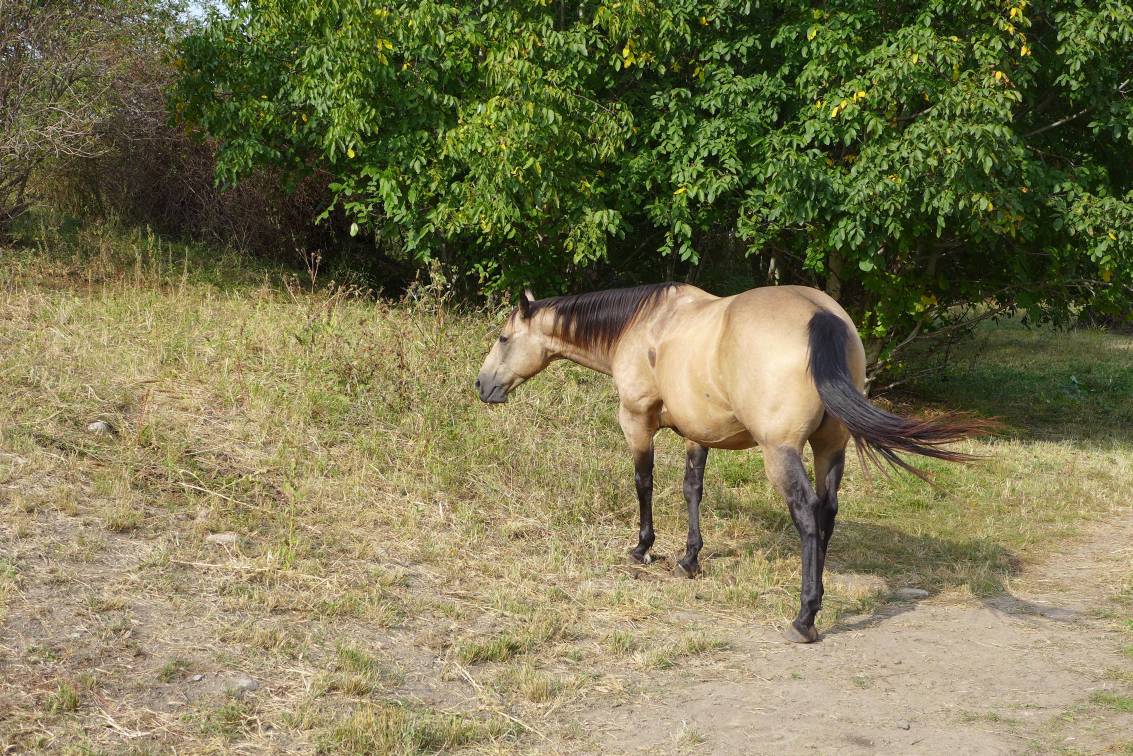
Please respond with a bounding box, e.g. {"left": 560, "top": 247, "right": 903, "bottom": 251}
{"left": 475, "top": 282, "right": 988, "bottom": 643}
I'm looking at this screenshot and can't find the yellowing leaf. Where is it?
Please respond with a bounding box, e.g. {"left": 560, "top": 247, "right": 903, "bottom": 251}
{"left": 673, "top": 186, "right": 687, "bottom": 195}
{"left": 1020, "top": 45, "right": 1030, "bottom": 56}
{"left": 1108, "top": 231, "right": 1118, "bottom": 240}
{"left": 994, "top": 70, "right": 1005, "bottom": 81}
{"left": 807, "top": 27, "right": 817, "bottom": 41}
{"left": 347, "top": 148, "right": 355, "bottom": 158}
{"left": 911, "top": 52, "right": 919, "bottom": 64}
{"left": 854, "top": 90, "right": 867, "bottom": 100}
{"left": 830, "top": 105, "right": 840, "bottom": 118}
{"left": 700, "top": 16, "right": 709, "bottom": 26}
{"left": 1102, "top": 269, "right": 1113, "bottom": 282}
{"left": 301, "top": 113, "right": 308, "bottom": 123}
{"left": 1010, "top": 7, "right": 1020, "bottom": 18}
{"left": 1020, "top": 186, "right": 1029, "bottom": 193}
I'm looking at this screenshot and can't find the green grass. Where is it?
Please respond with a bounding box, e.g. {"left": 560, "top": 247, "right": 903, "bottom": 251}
{"left": 640, "top": 633, "right": 730, "bottom": 670}
{"left": 187, "top": 699, "right": 257, "bottom": 740}
{"left": 604, "top": 629, "right": 639, "bottom": 656}
{"left": 315, "top": 645, "right": 403, "bottom": 697}
{"left": 315, "top": 702, "right": 514, "bottom": 754}
{"left": 454, "top": 610, "right": 568, "bottom": 665}
{"left": 44, "top": 682, "right": 81, "bottom": 714}
{"left": 491, "top": 662, "right": 563, "bottom": 704}
{"left": 157, "top": 658, "right": 192, "bottom": 683}
{"left": 1089, "top": 691, "right": 1133, "bottom": 713}
{"left": 1, "top": 220, "right": 1131, "bottom": 751}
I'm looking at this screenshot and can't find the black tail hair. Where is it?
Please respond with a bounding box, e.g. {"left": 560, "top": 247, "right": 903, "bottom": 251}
{"left": 807, "top": 310, "right": 993, "bottom": 479}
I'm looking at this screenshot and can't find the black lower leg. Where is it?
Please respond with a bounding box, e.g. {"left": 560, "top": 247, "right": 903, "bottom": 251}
{"left": 817, "top": 450, "right": 845, "bottom": 575}
{"left": 630, "top": 449, "right": 655, "bottom": 563}
{"left": 780, "top": 450, "right": 823, "bottom": 637}
{"left": 677, "top": 444, "right": 709, "bottom": 576}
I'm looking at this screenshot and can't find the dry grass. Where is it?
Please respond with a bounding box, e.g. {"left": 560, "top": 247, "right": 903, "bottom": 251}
{"left": 0, "top": 223, "right": 1131, "bottom": 752}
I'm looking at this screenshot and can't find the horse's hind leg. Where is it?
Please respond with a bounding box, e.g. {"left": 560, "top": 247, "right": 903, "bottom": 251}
{"left": 764, "top": 445, "right": 824, "bottom": 643}
{"left": 811, "top": 417, "right": 850, "bottom": 575}
{"left": 676, "top": 441, "right": 709, "bottom": 577}
{"left": 813, "top": 447, "right": 845, "bottom": 585}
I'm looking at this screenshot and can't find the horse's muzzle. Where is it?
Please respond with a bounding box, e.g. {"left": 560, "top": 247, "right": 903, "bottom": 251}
{"left": 475, "top": 375, "right": 508, "bottom": 404}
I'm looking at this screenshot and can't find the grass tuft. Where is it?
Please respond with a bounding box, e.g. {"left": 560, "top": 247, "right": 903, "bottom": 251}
{"left": 187, "top": 699, "right": 257, "bottom": 740}
{"left": 315, "top": 645, "right": 403, "bottom": 697}
{"left": 1090, "top": 691, "right": 1133, "bottom": 713}
{"left": 315, "top": 702, "right": 514, "bottom": 754}
{"left": 493, "top": 662, "right": 561, "bottom": 704}
{"left": 455, "top": 611, "right": 568, "bottom": 665}
{"left": 640, "top": 634, "right": 729, "bottom": 670}
{"left": 45, "top": 682, "right": 81, "bottom": 713}
{"left": 157, "top": 658, "right": 192, "bottom": 683}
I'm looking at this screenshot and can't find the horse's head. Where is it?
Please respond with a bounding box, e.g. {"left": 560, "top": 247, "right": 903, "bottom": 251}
{"left": 476, "top": 289, "right": 550, "bottom": 404}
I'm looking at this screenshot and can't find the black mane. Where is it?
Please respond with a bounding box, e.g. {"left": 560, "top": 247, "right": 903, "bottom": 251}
{"left": 530, "top": 283, "right": 680, "bottom": 350}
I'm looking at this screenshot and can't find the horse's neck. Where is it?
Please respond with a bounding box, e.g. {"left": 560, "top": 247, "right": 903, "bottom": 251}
{"left": 551, "top": 337, "right": 614, "bottom": 376}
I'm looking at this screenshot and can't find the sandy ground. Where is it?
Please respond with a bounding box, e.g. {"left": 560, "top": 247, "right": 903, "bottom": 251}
{"left": 578, "top": 509, "right": 1133, "bottom": 755}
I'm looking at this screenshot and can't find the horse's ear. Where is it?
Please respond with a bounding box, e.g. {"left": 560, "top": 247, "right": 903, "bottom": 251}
{"left": 518, "top": 288, "right": 535, "bottom": 319}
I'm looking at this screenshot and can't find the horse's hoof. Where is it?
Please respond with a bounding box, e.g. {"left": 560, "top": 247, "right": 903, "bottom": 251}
{"left": 783, "top": 623, "right": 819, "bottom": 644}
{"left": 674, "top": 560, "right": 700, "bottom": 579}
{"left": 629, "top": 550, "right": 653, "bottom": 565}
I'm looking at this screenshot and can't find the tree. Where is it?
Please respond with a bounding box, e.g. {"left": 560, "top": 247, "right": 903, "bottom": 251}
{"left": 174, "top": 0, "right": 1133, "bottom": 370}
{"left": 0, "top": 0, "right": 181, "bottom": 233}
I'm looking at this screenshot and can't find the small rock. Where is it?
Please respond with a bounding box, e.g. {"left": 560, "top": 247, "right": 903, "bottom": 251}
{"left": 226, "top": 674, "right": 259, "bottom": 696}
{"left": 896, "top": 587, "right": 930, "bottom": 599}
{"left": 897, "top": 720, "right": 911, "bottom": 731}
{"left": 205, "top": 532, "right": 240, "bottom": 547}
{"left": 190, "top": 674, "right": 204, "bottom": 682}
{"left": 86, "top": 420, "right": 114, "bottom": 435}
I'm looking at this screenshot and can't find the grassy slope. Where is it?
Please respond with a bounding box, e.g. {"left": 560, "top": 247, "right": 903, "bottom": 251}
{"left": 1, "top": 226, "right": 1131, "bottom": 752}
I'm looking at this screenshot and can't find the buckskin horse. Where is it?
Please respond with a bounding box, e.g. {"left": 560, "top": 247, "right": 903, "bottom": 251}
{"left": 475, "top": 283, "right": 987, "bottom": 643}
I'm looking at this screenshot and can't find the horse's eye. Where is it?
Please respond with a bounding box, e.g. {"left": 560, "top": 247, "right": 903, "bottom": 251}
{"left": 499, "top": 335, "right": 509, "bottom": 344}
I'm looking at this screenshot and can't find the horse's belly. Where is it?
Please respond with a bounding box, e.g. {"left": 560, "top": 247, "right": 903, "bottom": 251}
{"left": 659, "top": 405, "right": 755, "bottom": 450}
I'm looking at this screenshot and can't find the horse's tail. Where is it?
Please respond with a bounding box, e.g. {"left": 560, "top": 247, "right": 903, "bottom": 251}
{"left": 807, "top": 310, "right": 993, "bottom": 478}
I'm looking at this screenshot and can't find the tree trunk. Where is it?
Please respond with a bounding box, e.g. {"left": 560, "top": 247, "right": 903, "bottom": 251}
{"left": 826, "top": 249, "right": 844, "bottom": 300}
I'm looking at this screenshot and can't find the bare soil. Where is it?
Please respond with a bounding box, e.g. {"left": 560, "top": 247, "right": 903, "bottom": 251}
{"left": 577, "top": 509, "right": 1133, "bottom": 755}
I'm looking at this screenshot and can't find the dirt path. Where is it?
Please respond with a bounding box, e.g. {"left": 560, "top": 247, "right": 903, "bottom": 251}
{"left": 578, "top": 510, "right": 1133, "bottom": 755}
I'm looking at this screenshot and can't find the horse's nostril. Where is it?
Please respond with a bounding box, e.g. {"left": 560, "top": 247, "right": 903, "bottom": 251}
{"left": 475, "top": 378, "right": 481, "bottom": 389}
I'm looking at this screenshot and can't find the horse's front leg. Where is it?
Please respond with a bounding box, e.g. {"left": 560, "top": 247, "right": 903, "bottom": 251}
{"left": 619, "top": 406, "right": 657, "bottom": 564}
{"left": 676, "top": 441, "right": 709, "bottom": 577}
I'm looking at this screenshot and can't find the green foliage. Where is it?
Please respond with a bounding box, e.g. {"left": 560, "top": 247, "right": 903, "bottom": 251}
{"left": 174, "top": 0, "right": 1133, "bottom": 362}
